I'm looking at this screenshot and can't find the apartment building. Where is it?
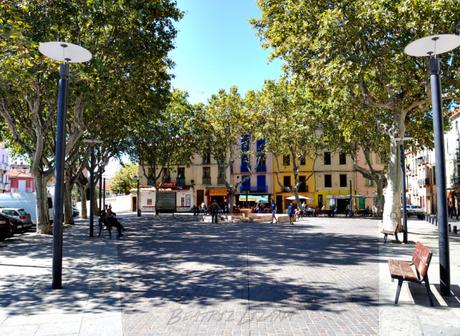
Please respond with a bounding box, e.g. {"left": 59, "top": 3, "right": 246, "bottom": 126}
{"left": 271, "top": 153, "right": 315, "bottom": 213}
{"left": 314, "top": 151, "right": 355, "bottom": 213}
{"left": 138, "top": 152, "right": 231, "bottom": 212}
{"left": 231, "top": 136, "right": 274, "bottom": 209}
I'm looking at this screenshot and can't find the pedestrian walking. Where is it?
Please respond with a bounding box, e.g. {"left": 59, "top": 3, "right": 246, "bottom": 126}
{"left": 210, "top": 200, "right": 220, "bottom": 223}
{"left": 288, "top": 202, "right": 295, "bottom": 225}
{"left": 271, "top": 200, "right": 278, "bottom": 224}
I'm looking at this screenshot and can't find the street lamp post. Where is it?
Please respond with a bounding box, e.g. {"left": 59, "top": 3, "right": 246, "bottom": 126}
{"left": 38, "top": 42, "right": 92, "bottom": 289}
{"left": 405, "top": 34, "right": 460, "bottom": 295}
{"left": 131, "top": 175, "right": 141, "bottom": 217}
{"left": 83, "top": 139, "right": 103, "bottom": 237}
{"left": 395, "top": 137, "right": 413, "bottom": 244}
{"left": 103, "top": 176, "right": 106, "bottom": 211}
{"left": 98, "top": 166, "right": 103, "bottom": 215}
{"left": 136, "top": 177, "right": 141, "bottom": 217}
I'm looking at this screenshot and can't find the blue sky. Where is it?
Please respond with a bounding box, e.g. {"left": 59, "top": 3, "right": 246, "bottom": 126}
{"left": 170, "top": 0, "right": 283, "bottom": 103}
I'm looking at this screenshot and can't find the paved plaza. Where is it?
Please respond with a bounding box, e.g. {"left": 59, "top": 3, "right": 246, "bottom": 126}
{"left": 0, "top": 214, "right": 459, "bottom": 335}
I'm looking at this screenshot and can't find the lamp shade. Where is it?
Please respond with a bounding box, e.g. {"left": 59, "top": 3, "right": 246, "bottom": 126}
{"left": 404, "top": 34, "right": 460, "bottom": 57}
{"left": 39, "top": 42, "right": 92, "bottom": 63}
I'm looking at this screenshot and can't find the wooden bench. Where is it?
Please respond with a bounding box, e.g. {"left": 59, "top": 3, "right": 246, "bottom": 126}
{"left": 388, "top": 241, "right": 434, "bottom": 306}
{"left": 98, "top": 216, "right": 113, "bottom": 239}
{"left": 382, "top": 221, "right": 402, "bottom": 243}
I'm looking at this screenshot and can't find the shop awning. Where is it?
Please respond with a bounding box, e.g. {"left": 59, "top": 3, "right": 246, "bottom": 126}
{"left": 208, "top": 188, "right": 228, "bottom": 196}
{"left": 238, "top": 195, "right": 269, "bottom": 202}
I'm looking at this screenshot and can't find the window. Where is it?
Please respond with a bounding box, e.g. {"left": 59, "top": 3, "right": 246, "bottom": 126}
{"left": 339, "top": 153, "right": 346, "bottom": 165}
{"left": 218, "top": 166, "right": 226, "bottom": 184}
{"left": 339, "top": 174, "right": 347, "bottom": 187}
{"left": 283, "top": 155, "right": 290, "bottom": 166}
{"left": 162, "top": 168, "right": 171, "bottom": 182}
{"left": 324, "top": 174, "right": 332, "bottom": 188}
{"left": 324, "top": 152, "right": 331, "bottom": 165}
{"left": 283, "top": 176, "right": 291, "bottom": 188}
{"left": 300, "top": 156, "right": 306, "bottom": 165}
{"left": 365, "top": 178, "right": 373, "bottom": 186}
{"left": 202, "top": 152, "right": 211, "bottom": 164}
{"left": 240, "top": 175, "right": 251, "bottom": 191}
{"left": 256, "top": 139, "right": 266, "bottom": 172}
{"left": 241, "top": 135, "right": 250, "bottom": 172}
{"left": 202, "top": 167, "right": 211, "bottom": 185}
{"left": 257, "top": 175, "right": 267, "bottom": 192}
{"left": 147, "top": 199, "right": 153, "bottom": 206}
{"left": 177, "top": 167, "right": 185, "bottom": 179}
{"left": 298, "top": 176, "right": 307, "bottom": 192}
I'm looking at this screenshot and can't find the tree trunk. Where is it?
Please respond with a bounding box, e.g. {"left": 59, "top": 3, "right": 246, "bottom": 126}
{"left": 382, "top": 139, "right": 402, "bottom": 230}
{"left": 81, "top": 184, "right": 88, "bottom": 218}
{"left": 376, "top": 178, "right": 384, "bottom": 216}
{"left": 63, "top": 181, "right": 74, "bottom": 225}
{"left": 35, "top": 174, "right": 51, "bottom": 234}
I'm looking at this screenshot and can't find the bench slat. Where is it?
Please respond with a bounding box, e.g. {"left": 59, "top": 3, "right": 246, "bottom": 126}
{"left": 388, "top": 259, "right": 419, "bottom": 282}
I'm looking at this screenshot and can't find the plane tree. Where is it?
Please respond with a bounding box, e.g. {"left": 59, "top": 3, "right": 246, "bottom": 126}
{"left": 252, "top": 0, "right": 460, "bottom": 227}
{"left": 0, "top": 1, "right": 182, "bottom": 233}
{"left": 254, "top": 78, "right": 333, "bottom": 208}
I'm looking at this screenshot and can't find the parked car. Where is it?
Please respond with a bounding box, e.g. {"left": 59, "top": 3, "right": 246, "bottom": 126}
{"left": 0, "top": 208, "right": 34, "bottom": 233}
{"left": 401, "top": 205, "right": 425, "bottom": 219}
{"left": 0, "top": 213, "right": 13, "bottom": 241}
{"left": 72, "top": 206, "right": 79, "bottom": 218}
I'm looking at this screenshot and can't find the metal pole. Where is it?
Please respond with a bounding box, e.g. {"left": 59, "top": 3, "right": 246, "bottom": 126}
{"left": 52, "top": 62, "right": 69, "bottom": 290}
{"left": 89, "top": 146, "right": 95, "bottom": 237}
{"left": 103, "top": 177, "right": 106, "bottom": 211}
{"left": 430, "top": 55, "right": 450, "bottom": 295}
{"left": 98, "top": 166, "right": 103, "bottom": 215}
{"left": 400, "top": 143, "right": 408, "bottom": 244}
{"left": 137, "top": 179, "right": 141, "bottom": 217}
{"left": 349, "top": 179, "right": 353, "bottom": 217}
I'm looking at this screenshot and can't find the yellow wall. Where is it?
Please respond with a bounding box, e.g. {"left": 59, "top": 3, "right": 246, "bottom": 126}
{"left": 271, "top": 155, "right": 316, "bottom": 211}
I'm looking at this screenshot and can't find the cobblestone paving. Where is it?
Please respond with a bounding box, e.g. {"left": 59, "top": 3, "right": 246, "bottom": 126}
{"left": 118, "top": 215, "right": 380, "bottom": 335}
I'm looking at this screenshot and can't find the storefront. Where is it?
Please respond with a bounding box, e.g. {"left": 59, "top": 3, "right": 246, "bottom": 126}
{"left": 206, "top": 187, "right": 229, "bottom": 208}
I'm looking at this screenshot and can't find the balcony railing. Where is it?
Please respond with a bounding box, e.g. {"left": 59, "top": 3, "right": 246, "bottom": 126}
{"left": 217, "top": 177, "right": 226, "bottom": 185}
{"left": 176, "top": 178, "right": 186, "bottom": 187}
{"left": 283, "top": 186, "right": 291, "bottom": 192}
{"left": 202, "top": 177, "right": 211, "bottom": 185}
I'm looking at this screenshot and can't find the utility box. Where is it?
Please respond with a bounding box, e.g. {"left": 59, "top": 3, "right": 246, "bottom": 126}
{"left": 156, "top": 191, "right": 176, "bottom": 214}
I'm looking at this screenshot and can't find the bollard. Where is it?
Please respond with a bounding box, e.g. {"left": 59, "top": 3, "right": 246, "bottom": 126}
{"left": 454, "top": 226, "right": 458, "bottom": 235}
{"left": 448, "top": 224, "right": 452, "bottom": 232}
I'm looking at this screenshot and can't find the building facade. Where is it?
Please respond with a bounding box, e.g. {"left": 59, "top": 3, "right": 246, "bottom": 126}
{"left": 231, "top": 136, "right": 274, "bottom": 210}
{"left": 0, "top": 144, "right": 9, "bottom": 192}
{"left": 271, "top": 153, "right": 315, "bottom": 213}
{"left": 313, "top": 150, "right": 356, "bottom": 213}
{"left": 8, "top": 164, "right": 35, "bottom": 193}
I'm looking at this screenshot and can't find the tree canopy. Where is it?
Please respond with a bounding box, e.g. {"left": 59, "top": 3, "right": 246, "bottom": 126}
{"left": 252, "top": 0, "right": 460, "bottom": 226}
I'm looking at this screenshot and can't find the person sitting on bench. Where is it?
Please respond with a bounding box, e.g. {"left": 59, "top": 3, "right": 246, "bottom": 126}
{"left": 101, "top": 206, "right": 125, "bottom": 237}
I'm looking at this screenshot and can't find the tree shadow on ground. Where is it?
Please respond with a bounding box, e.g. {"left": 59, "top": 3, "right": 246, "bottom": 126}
{"left": 0, "top": 215, "right": 380, "bottom": 317}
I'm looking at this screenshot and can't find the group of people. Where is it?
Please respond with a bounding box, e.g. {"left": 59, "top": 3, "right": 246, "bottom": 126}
{"left": 269, "top": 200, "right": 296, "bottom": 225}
{"left": 100, "top": 205, "right": 125, "bottom": 237}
